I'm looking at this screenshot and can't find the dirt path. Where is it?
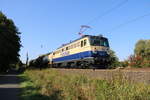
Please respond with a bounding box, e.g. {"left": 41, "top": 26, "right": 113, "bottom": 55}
{"left": 0, "top": 73, "right": 20, "bottom": 100}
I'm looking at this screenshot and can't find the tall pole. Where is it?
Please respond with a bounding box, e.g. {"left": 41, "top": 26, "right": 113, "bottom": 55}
{"left": 26, "top": 52, "right": 29, "bottom": 68}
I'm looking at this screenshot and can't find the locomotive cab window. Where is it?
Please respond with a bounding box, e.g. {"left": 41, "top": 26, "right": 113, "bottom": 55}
{"left": 90, "top": 36, "right": 109, "bottom": 47}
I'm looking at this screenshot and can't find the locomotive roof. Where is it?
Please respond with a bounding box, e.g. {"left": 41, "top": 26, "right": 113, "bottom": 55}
{"left": 57, "top": 35, "right": 89, "bottom": 49}
{"left": 57, "top": 35, "right": 107, "bottom": 50}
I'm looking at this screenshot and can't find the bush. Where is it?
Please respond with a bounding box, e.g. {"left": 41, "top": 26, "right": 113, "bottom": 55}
{"left": 119, "top": 60, "right": 129, "bottom": 68}
{"left": 107, "top": 50, "right": 120, "bottom": 69}
{"left": 131, "top": 39, "right": 150, "bottom": 68}
{"left": 127, "top": 55, "right": 150, "bottom": 68}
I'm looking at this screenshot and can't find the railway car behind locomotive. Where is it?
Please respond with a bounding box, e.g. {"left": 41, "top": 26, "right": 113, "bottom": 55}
{"left": 29, "top": 53, "right": 50, "bottom": 68}
{"left": 48, "top": 35, "right": 110, "bottom": 68}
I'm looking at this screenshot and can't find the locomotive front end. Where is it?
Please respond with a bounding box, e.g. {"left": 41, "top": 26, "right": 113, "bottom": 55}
{"left": 89, "top": 35, "right": 110, "bottom": 68}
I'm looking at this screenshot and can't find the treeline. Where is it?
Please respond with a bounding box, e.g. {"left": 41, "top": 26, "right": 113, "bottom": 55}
{"left": 113, "top": 39, "right": 150, "bottom": 68}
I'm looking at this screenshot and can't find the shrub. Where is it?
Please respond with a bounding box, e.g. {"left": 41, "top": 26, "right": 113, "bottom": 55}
{"left": 127, "top": 54, "right": 150, "bottom": 68}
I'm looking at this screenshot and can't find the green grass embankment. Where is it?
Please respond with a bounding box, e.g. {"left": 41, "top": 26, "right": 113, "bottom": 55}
{"left": 20, "top": 69, "right": 150, "bottom": 100}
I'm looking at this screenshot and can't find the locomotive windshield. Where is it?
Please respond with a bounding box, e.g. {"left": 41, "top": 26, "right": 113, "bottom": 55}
{"left": 90, "top": 36, "right": 109, "bottom": 47}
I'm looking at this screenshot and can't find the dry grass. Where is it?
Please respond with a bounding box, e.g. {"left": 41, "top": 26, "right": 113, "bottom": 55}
{"left": 20, "top": 69, "right": 150, "bottom": 100}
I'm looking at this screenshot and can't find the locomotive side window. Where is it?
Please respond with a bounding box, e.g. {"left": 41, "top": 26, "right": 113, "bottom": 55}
{"left": 70, "top": 45, "right": 72, "bottom": 49}
{"left": 74, "top": 44, "right": 76, "bottom": 48}
{"left": 81, "top": 41, "right": 84, "bottom": 47}
{"left": 75, "top": 43, "right": 78, "bottom": 48}
{"left": 76, "top": 43, "right": 78, "bottom": 47}
{"left": 66, "top": 47, "right": 68, "bottom": 50}
{"left": 77, "top": 42, "right": 80, "bottom": 47}
{"left": 72, "top": 44, "right": 75, "bottom": 48}
{"left": 84, "top": 39, "right": 87, "bottom": 46}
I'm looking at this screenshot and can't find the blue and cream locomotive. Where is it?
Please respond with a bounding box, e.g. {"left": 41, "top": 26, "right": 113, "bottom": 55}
{"left": 48, "top": 35, "right": 110, "bottom": 68}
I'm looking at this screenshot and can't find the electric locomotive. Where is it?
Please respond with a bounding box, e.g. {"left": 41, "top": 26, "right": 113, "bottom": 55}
{"left": 48, "top": 35, "right": 110, "bottom": 68}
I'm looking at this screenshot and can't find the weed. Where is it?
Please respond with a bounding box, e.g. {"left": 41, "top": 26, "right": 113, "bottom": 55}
{"left": 20, "top": 69, "right": 150, "bottom": 100}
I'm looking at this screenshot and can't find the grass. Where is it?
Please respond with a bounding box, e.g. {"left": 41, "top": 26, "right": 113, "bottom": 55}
{"left": 19, "top": 69, "right": 150, "bottom": 100}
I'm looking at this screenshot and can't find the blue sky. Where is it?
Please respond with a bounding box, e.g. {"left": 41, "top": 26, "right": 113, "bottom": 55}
{"left": 0, "top": 0, "right": 150, "bottom": 62}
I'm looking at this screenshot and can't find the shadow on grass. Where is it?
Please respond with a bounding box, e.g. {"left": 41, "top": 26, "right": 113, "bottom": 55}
{"left": 21, "top": 86, "right": 63, "bottom": 100}
{"left": 19, "top": 75, "right": 63, "bottom": 100}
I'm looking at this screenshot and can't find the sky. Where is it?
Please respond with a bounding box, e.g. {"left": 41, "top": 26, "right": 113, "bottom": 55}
{"left": 0, "top": 0, "right": 150, "bottom": 62}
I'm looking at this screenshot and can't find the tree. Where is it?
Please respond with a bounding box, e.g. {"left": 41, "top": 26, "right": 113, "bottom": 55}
{"left": 128, "top": 39, "right": 150, "bottom": 68}
{"left": 128, "top": 55, "right": 143, "bottom": 68}
{"left": 0, "top": 12, "right": 21, "bottom": 72}
{"left": 134, "top": 40, "right": 146, "bottom": 57}
{"left": 145, "top": 40, "right": 150, "bottom": 60}
{"left": 107, "top": 50, "right": 119, "bottom": 69}
{"left": 134, "top": 40, "right": 150, "bottom": 58}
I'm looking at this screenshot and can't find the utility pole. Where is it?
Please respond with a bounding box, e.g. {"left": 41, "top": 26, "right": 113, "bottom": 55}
{"left": 26, "top": 52, "right": 29, "bottom": 68}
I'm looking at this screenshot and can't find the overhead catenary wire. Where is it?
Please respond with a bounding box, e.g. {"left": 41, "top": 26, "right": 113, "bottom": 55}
{"left": 87, "top": 0, "right": 128, "bottom": 25}
{"left": 81, "top": 0, "right": 129, "bottom": 33}
{"left": 108, "top": 12, "right": 150, "bottom": 33}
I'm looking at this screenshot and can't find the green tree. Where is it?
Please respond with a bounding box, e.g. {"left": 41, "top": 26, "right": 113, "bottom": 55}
{"left": 134, "top": 40, "right": 146, "bottom": 57}
{"left": 129, "top": 39, "right": 150, "bottom": 68}
{"left": 145, "top": 40, "right": 150, "bottom": 60}
{"left": 107, "top": 50, "right": 119, "bottom": 69}
{"left": 134, "top": 40, "right": 150, "bottom": 58}
{"left": 0, "top": 12, "right": 21, "bottom": 72}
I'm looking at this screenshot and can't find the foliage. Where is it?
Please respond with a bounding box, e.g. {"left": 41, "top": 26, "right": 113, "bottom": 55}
{"left": 135, "top": 40, "right": 150, "bottom": 59}
{"left": 20, "top": 69, "right": 150, "bottom": 100}
{"left": 107, "top": 50, "right": 120, "bottom": 68}
{"left": 15, "top": 60, "right": 24, "bottom": 70}
{"left": 127, "top": 40, "right": 150, "bottom": 68}
{"left": 134, "top": 40, "right": 150, "bottom": 59}
{"left": 120, "top": 40, "right": 150, "bottom": 68}
{"left": 0, "top": 11, "right": 21, "bottom": 72}
{"left": 119, "top": 60, "right": 129, "bottom": 68}
{"left": 128, "top": 55, "right": 142, "bottom": 68}
{"left": 134, "top": 40, "right": 146, "bottom": 57}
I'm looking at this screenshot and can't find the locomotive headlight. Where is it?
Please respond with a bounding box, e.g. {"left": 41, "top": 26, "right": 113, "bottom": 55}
{"left": 93, "top": 51, "right": 98, "bottom": 54}
{"left": 93, "top": 48, "right": 98, "bottom": 54}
